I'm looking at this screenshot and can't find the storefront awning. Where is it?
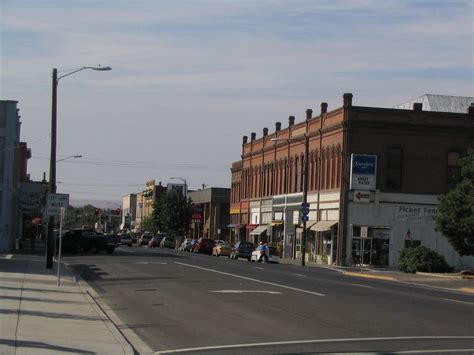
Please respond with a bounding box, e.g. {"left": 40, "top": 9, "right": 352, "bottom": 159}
{"left": 311, "top": 220, "right": 338, "bottom": 232}
{"left": 250, "top": 225, "right": 268, "bottom": 236}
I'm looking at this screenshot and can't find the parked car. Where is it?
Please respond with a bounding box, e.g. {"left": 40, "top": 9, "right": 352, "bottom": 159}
{"left": 251, "top": 245, "right": 280, "bottom": 263}
{"left": 180, "top": 238, "right": 196, "bottom": 251}
{"left": 160, "top": 237, "right": 176, "bottom": 249}
{"left": 214, "top": 239, "right": 225, "bottom": 246}
{"left": 193, "top": 238, "right": 215, "bottom": 254}
{"left": 148, "top": 236, "right": 160, "bottom": 248}
{"left": 105, "top": 233, "right": 121, "bottom": 248}
{"left": 212, "top": 242, "right": 232, "bottom": 257}
{"left": 120, "top": 233, "right": 133, "bottom": 247}
{"left": 230, "top": 241, "right": 255, "bottom": 261}
{"left": 139, "top": 233, "right": 153, "bottom": 246}
{"left": 59, "top": 229, "right": 115, "bottom": 254}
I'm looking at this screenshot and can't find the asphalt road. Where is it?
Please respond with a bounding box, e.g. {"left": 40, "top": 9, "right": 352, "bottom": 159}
{"left": 65, "top": 246, "right": 474, "bottom": 354}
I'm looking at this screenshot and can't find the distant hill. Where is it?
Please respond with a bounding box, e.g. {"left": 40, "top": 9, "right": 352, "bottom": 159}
{"left": 70, "top": 198, "right": 121, "bottom": 209}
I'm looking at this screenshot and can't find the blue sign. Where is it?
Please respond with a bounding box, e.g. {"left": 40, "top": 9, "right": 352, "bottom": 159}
{"left": 350, "top": 154, "right": 377, "bottom": 190}
{"left": 351, "top": 155, "right": 377, "bottom": 175}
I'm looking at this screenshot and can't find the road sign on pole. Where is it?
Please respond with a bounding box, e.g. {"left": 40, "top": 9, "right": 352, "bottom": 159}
{"left": 47, "top": 193, "right": 69, "bottom": 216}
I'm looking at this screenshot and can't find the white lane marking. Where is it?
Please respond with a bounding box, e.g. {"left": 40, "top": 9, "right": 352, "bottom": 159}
{"left": 294, "top": 273, "right": 307, "bottom": 278}
{"left": 351, "top": 283, "right": 373, "bottom": 289}
{"left": 441, "top": 298, "right": 474, "bottom": 306}
{"left": 5, "top": 254, "right": 12, "bottom": 259}
{"left": 210, "top": 290, "right": 281, "bottom": 295}
{"left": 395, "top": 350, "right": 474, "bottom": 354}
{"left": 155, "top": 336, "right": 474, "bottom": 354}
{"left": 175, "top": 262, "right": 325, "bottom": 297}
{"left": 254, "top": 267, "right": 264, "bottom": 270}
{"left": 135, "top": 261, "right": 168, "bottom": 265}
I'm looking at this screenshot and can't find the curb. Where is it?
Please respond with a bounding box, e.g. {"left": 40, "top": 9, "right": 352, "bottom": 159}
{"left": 342, "top": 271, "right": 396, "bottom": 281}
{"left": 416, "top": 272, "right": 463, "bottom": 279}
{"left": 63, "top": 262, "right": 147, "bottom": 355}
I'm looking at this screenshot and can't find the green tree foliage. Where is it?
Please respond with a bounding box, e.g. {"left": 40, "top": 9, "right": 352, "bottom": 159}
{"left": 153, "top": 191, "right": 191, "bottom": 238}
{"left": 398, "top": 246, "right": 452, "bottom": 273}
{"left": 435, "top": 149, "right": 474, "bottom": 256}
{"left": 142, "top": 216, "right": 159, "bottom": 235}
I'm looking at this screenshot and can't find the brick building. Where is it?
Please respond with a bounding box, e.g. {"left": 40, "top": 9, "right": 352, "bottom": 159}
{"left": 230, "top": 93, "right": 474, "bottom": 269}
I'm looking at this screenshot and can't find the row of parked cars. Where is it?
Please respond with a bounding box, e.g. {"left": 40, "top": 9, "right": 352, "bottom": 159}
{"left": 116, "top": 231, "right": 178, "bottom": 249}
{"left": 179, "top": 238, "right": 280, "bottom": 263}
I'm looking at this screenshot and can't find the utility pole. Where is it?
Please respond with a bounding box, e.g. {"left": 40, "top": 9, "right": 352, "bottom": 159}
{"left": 46, "top": 68, "right": 57, "bottom": 269}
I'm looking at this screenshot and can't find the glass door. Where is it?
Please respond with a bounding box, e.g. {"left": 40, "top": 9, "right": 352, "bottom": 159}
{"left": 361, "top": 238, "right": 372, "bottom": 265}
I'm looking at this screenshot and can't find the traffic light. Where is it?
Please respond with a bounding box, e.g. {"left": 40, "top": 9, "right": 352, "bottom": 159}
{"left": 115, "top": 208, "right": 121, "bottom": 215}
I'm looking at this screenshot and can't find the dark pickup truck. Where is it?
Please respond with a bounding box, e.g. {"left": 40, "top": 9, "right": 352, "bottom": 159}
{"left": 58, "top": 229, "right": 116, "bottom": 254}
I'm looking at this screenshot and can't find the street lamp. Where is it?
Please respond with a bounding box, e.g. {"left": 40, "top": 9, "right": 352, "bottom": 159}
{"left": 56, "top": 154, "right": 82, "bottom": 163}
{"left": 46, "top": 65, "right": 111, "bottom": 269}
{"left": 169, "top": 176, "right": 187, "bottom": 199}
{"left": 271, "top": 135, "right": 309, "bottom": 266}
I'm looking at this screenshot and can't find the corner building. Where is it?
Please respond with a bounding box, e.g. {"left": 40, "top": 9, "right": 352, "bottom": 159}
{"left": 230, "top": 93, "right": 474, "bottom": 269}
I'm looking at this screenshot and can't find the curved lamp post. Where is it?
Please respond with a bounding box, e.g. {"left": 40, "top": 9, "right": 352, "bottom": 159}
{"left": 46, "top": 66, "right": 111, "bottom": 269}
{"left": 271, "top": 135, "right": 309, "bottom": 266}
{"left": 56, "top": 154, "right": 82, "bottom": 163}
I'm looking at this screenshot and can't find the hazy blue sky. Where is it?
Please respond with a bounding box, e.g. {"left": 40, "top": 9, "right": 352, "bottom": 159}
{"left": 1, "top": 0, "right": 472, "bottom": 204}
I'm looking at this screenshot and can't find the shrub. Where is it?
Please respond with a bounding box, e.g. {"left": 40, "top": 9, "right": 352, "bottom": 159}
{"left": 398, "top": 246, "right": 453, "bottom": 273}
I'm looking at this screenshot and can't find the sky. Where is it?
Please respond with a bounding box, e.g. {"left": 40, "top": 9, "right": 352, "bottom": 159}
{"left": 1, "top": 0, "right": 473, "bottom": 206}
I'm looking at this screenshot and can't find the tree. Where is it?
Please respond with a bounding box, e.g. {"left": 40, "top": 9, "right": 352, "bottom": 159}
{"left": 142, "top": 216, "right": 159, "bottom": 235}
{"left": 435, "top": 149, "right": 474, "bottom": 256}
{"left": 153, "top": 191, "right": 191, "bottom": 239}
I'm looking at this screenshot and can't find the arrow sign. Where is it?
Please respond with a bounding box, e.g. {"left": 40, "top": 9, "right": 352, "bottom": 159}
{"left": 354, "top": 190, "right": 370, "bottom": 203}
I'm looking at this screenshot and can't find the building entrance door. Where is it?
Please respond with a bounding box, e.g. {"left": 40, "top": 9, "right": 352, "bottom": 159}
{"left": 351, "top": 237, "right": 372, "bottom": 265}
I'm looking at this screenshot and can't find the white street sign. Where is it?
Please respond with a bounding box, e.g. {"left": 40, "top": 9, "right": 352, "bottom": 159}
{"left": 354, "top": 190, "right": 371, "bottom": 203}
{"left": 360, "top": 226, "right": 368, "bottom": 238}
{"left": 47, "top": 193, "right": 69, "bottom": 216}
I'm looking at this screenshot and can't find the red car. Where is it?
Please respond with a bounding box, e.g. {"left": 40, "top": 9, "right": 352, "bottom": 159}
{"left": 193, "top": 238, "right": 215, "bottom": 254}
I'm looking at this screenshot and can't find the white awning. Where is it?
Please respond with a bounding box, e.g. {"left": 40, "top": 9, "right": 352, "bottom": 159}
{"left": 311, "top": 220, "right": 338, "bottom": 232}
{"left": 250, "top": 225, "right": 268, "bottom": 235}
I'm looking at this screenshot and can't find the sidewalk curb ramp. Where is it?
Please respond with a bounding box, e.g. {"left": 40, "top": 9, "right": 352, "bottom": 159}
{"left": 64, "top": 263, "right": 153, "bottom": 355}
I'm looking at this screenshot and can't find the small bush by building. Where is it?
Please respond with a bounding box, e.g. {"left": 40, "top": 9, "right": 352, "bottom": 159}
{"left": 398, "top": 246, "right": 453, "bottom": 273}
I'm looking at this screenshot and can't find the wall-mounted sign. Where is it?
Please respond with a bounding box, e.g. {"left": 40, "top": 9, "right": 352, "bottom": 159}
{"left": 353, "top": 190, "right": 371, "bottom": 203}
{"left": 350, "top": 154, "right": 377, "bottom": 191}
{"left": 360, "top": 226, "right": 368, "bottom": 238}
{"left": 394, "top": 205, "right": 438, "bottom": 225}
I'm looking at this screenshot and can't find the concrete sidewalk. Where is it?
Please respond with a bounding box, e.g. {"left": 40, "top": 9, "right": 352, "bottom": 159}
{"left": 0, "top": 256, "right": 134, "bottom": 354}
{"left": 280, "top": 258, "right": 474, "bottom": 294}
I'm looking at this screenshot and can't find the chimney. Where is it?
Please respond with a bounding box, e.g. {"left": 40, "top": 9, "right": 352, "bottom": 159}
{"left": 242, "top": 135, "right": 248, "bottom": 145}
{"left": 413, "top": 102, "right": 423, "bottom": 112}
{"left": 263, "top": 127, "right": 269, "bottom": 137}
{"left": 343, "top": 93, "right": 353, "bottom": 108}
{"left": 321, "top": 102, "right": 328, "bottom": 114}
{"left": 288, "top": 116, "right": 295, "bottom": 127}
{"left": 467, "top": 103, "right": 474, "bottom": 115}
{"left": 251, "top": 132, "right": 256, "bottom": 141}
{"left": 275, "top": 122, "right": 281, "bottom": 131}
